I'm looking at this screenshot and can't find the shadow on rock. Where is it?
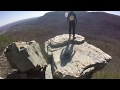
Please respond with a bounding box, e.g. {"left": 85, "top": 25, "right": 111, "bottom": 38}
{"left": 60, "top": 41, "right": 76, "bottom": 67}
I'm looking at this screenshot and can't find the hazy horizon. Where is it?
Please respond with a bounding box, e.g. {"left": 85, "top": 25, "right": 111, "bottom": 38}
{"left": 0, "top": 11, "right": 52, "bottom": 27}
{"left": 0, "top": 11, "right": 120, "bottom": 27}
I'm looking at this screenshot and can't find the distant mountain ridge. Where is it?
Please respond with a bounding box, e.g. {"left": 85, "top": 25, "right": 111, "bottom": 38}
{"left": 0, "top": 11, "right": 120, "bottom": 41}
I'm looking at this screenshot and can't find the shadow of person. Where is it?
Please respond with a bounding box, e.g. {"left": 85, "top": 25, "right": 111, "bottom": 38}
{"left": 60, "top": 40, "right": 76, "bottom": 67}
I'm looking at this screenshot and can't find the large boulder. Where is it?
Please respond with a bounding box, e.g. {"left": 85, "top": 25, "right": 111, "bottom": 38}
{"left": 4, "top": 40, "right": 47, "bottom": 72}
{"left": 45, "top": 34, "right": 112, "bottom": 79}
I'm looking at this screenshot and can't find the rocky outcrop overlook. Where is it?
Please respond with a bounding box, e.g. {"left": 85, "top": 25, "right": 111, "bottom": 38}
{"left": 45, "top": 34, "right": 112, "bottom": 79}
{"left": 3, "top": 34, "right": 112, "bottom": 79}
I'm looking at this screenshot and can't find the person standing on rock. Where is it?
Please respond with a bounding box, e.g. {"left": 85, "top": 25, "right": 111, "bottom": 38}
{"left": 66, "top": 11, "right": 77, "bottom": 39}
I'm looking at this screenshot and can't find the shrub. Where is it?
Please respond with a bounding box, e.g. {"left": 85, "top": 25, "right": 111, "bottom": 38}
{"left": 0, "top": 35, "right": 15, "bottom": 53}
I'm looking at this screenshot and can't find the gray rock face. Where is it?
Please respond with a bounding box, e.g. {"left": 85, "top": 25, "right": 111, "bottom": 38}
{"left": 45, "top": 34, "right": 112, "bottom": 79}
{"left": 4, "top": 40, "right": 47, "bottom": 72}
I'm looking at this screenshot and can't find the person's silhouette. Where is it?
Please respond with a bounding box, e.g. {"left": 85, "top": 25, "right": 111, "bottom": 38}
{"left": 67, "top": 11, "right": 77, "bottom": 40}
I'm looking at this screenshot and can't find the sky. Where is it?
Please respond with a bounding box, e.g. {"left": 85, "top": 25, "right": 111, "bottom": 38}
{"left": 0, "top": 11, "right": 51, "bottom": 27}
{"left": 0, "top": 11, "right": 120, "bottom": 27}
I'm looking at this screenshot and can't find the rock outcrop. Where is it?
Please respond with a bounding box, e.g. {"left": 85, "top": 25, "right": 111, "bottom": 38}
{"left": 3, "top": 34, "right": 112, "bottom": 79}
{"left": 4, "top": 40, "right": 47, "bottom": 72}
{"left": 0, "top": 77, "right": 3, "bottom": 79}
{"left": 45, "top": 34, "right": 112, "bottom": 79}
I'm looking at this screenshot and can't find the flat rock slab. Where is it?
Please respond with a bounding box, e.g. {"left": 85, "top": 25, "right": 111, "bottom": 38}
{"left": 45, "top": 34, "right": 112, "bottom": 79}
{"left": 48, "top": 34, "right": 85, "bottom": 48}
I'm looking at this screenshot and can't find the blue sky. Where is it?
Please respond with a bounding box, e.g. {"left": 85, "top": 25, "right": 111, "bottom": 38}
{"left": 0, "top": 11, "right": 51, "bottom": 27}
{"left": 0, "top": 11, "right": 120, "bottom": 27}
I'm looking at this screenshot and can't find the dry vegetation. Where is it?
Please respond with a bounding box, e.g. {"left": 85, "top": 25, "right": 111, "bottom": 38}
{"left": 0, "top": 35, "right": 15, "bottom": 78}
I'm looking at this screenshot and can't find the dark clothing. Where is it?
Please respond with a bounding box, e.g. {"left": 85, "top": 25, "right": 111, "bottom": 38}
{"left": 69, "top": 22, "right": 76, "bottom": 37}
{"left": 67, "top": 12, "right": 77, "bottom": 24}
{"left": 67, "top": 11, "right": 77, "bottom": 39}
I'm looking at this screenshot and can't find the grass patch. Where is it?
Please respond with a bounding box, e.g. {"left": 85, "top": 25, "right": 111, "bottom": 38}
{"left": 92, "top": 71, "right": 120, "bottom": 79}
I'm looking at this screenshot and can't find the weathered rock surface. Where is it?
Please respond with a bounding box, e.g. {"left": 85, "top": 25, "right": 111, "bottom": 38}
{"left": 4, "top": 40, "right": 47, "bottom": 72}
{"left": 45, "top": 64, "right": 53, "bottom": 79}
{"left": 45, "top": 34, "right": 112, "bottom": 79}
{"left": 0, "top": 77, "right": 3, "bottom": 79}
